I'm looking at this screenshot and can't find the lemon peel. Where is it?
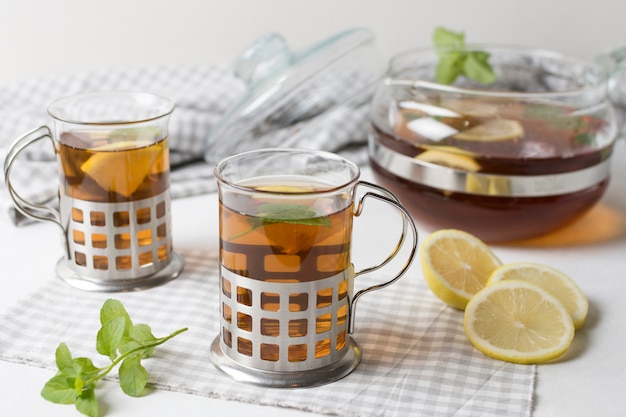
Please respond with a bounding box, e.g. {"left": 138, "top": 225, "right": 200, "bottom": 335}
{"left": 420, "top": 229, "right": 502, "bottom": 310}
{"left": 464, "top": 280, "right": 575, "bottom": 364}
{"left": 488, "top": 262, "right": 588, "bottom": 329}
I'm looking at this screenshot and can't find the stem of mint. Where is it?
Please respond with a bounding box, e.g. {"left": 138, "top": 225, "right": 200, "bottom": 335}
{"left": 40, "top": 299, "right": 188, "bottom": 417}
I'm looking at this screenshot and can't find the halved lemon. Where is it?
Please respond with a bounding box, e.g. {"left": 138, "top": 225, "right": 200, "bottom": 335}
{"left": 454, "top": 119, "right": 524, "bottom": 142}
{"left": 80, "top": 140, "right": 161, "bottom": 197}
{"left": 464, "top": 280, "right": 575, "bottom": 364}
{"left": 488, "top": 262, "right": 588, "bottom": 329}
{"left": 420, "top": 229, "right": 502, "bottom": 310}
{"left": 416, "top": 149, "right": 481, "bottom": 172}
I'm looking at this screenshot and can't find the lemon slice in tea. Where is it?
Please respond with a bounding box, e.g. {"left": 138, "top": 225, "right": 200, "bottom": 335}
{"left": 488, "top": 262, "right": 588, "bottom": 329}
{"left": 255, "top": 185, "right": 313, "bottom": 193}
{"left": 80, "top": 140, "right": 162, "bottom": 197}
{"left": 464, "top": 280, "right": 575, "bottom": 364}
{"left": 420, "top": 229, "right": 502, "bottom": 310}
{"left": 454, "top": 119, "right": 524, "bottom": 142}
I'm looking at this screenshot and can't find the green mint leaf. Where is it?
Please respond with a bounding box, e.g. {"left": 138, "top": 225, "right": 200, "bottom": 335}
{"left": 73, "top": 357, "right": 100, "bottom": 381}
{"left": 118, "top": 340, "right": 141, "bottom": 356}
{"left": 131, "top": 323, "right": 156, "bottom": 343}
{"left": 75, "top": 388, "right": 98, "bottom": 417}
{"left": 436, "top": 51, "right": 464, "bottom": 84}
{"left": 55, "top": 343, "right": 73, "bottom": 370}
{"left": 131, "top": 324, "right": 157, "bottom": 358}
{"left": 463, "top": 51, "right": 497, "bottom": 84}
{"left": 96, "top": 316, "right": 127, "bottom": 360}
{"left": 257, "top": 203, "right": 332, "bottom": 226}
{"left": 433, "top": 26, "right": 464, "bottom": 49}
{"left": 432, "top": 27, "right": 496, "bottom": 85}
{"left": 100, "top": 299, "right": 129, "bottom": 324}
{"left": 575, "top": 132, "right": 594, "bottom": 145}
{"left": 41, "top": 374, "right": 79, "bottom": 404}
{"left": 119, "top": 324, "right": 157, "bottom": 358}
{"left": 42, "top": 299, "right": 187, "bottom": 417}
{"left": 230, "top": 203, "right": 332, "bottom": 241}
{"left": 119, "top": 355, "right": 149, "bottom": 397}
{"left": 100, "top": 299, "right": 133, "bottom": 335}
{"left": 74, "top": 374, "right": 85, "bottom": 395}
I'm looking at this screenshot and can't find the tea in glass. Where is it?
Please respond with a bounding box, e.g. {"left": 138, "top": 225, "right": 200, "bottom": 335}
{"left": 210, "top": 148, "right": 418, "bottom": 387}
{"left": 58, "top": 130, "right": 170, "bottom": 203}
{"left": 4, "top": 92, "right": 184, "bottom": 291}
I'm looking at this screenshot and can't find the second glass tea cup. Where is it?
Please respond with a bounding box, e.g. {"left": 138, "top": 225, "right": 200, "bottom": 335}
{"left": 210, "top": 148, "right": 418, "bottom": 387}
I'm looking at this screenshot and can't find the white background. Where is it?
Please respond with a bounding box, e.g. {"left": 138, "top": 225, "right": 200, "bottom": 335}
{"left": 1, "top": 0, "right": 625, "bottom": 87}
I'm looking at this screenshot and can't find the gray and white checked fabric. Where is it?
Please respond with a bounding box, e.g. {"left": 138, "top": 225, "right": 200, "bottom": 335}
{"left": 0, "top": 64, "right": 244, "bottom": 224}
{"left": 0, "top": 64, "right": 372, "bottom": 225}
{"left": 0, "top": 248, "right": 534, "bottom": 417}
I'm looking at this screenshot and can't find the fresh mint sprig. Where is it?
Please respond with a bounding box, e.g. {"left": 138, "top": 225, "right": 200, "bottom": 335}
{"left": 41, "top": 299, "right": 188, "bottom": 417}
{"left": 433, "top": 27, "right": 496, "bottom": 85}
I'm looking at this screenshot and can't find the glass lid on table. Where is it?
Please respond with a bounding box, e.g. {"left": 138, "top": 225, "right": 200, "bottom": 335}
{"left": 368, "top": 28, "right": 621, "bottom": 242}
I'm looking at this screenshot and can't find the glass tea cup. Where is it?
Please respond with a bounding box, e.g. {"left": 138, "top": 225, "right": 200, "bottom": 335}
{"left": 4, "top": 92, "right": 184, "bottom": 291}
{"left": 209, "top": 148, "right": 418, "bottom": 387}
{"left": 369, "top": 44, "right": 619, "bottom": 242}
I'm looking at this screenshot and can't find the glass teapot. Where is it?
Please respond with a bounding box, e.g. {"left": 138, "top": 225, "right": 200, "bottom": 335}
{"left": 368, "top": 44, "right": 621, "bottom": 242}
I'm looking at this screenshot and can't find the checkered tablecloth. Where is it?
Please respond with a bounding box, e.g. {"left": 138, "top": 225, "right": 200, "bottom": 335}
{"left": 0, "top": 63, "right": 372, "bottom": 225}
{"left": 0, "top": 248, "right": 534, "bottom": 417}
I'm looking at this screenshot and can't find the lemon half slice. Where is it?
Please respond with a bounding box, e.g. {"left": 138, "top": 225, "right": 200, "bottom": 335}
{"left": 420, "top": 229, "right": 502, "bottom": 310}
{"left": 464, "top": 280, "right": 575, "bottom": 364}
{"left": 454, "top": 119, "right": 524, "bottom": 142}
{"left": 416, "top": 149, "right": 481, "bottom": 172}
{"left": 80, "top": 140, "right": 161, "bottom": 197}
{"left": 488, "top": 262, "right": 588, "bottom": 329}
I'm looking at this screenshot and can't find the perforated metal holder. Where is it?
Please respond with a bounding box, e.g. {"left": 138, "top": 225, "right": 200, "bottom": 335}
{"left": 55, "top": 190, "right": 184, "bottom": 292}
{"left": 210, "top": 267, "right": 362, "bottom": 387}
{"left": 209, "top": 336, "right": 361, "bottom": 388}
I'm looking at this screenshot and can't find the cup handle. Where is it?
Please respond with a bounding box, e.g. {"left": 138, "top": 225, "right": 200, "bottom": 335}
{"left": 3, "top": 126, "right": 63, "bottom": 228}
{"left": 348, "top": 180, "right": 419, "bottom": 333}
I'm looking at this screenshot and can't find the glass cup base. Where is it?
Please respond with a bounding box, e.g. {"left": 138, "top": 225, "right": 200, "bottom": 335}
{"left": 209, "top": 334, "right": 362, "bottom": 388}
{"left": 55, "top": 252, "right": 184, "bottom": 292}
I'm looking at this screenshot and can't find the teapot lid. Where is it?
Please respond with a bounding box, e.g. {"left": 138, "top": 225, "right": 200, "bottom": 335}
{"left": 203, "top": 27, "right": 382, "bottom": 164}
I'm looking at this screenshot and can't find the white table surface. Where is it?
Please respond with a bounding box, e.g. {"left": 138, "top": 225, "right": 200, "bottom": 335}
{"left": 1, "top": 144, "right": 626, "bottom": 417}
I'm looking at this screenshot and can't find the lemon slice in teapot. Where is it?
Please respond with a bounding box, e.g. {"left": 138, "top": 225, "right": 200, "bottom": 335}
{"left": 454, "top": 119, "right": 524, "bottom": 142}
{"left": 416, "top": 148, "right": 481, "bottom": 172}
